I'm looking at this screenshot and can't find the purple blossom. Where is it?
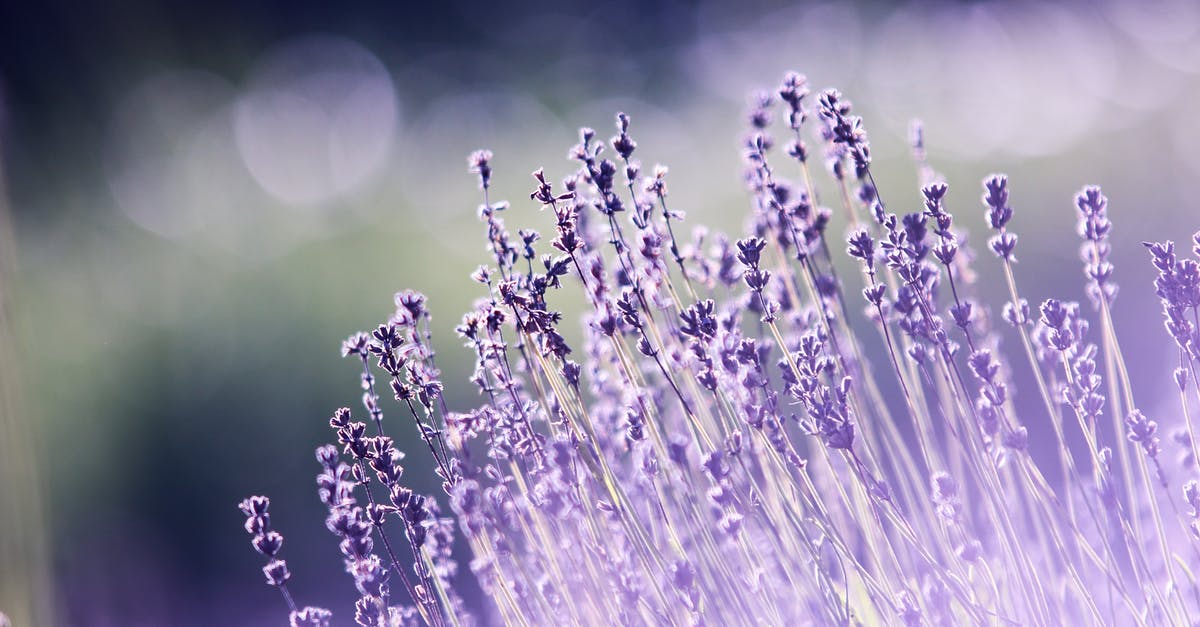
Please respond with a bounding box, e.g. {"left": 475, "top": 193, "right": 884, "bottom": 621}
{"left": 234, "top": 70, "right": 1200, "bottom": 627}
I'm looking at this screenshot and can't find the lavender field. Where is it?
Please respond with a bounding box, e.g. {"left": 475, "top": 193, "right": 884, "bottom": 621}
{"left": 6, "top": 1, "right": 1200, "bottom": 625}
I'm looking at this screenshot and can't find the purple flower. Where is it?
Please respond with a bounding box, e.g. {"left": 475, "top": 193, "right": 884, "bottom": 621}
{"left": 290, "top": 607, "right": 332, "bottom": 627}
{"left": 262, "top": 559, "right": 290, "bottom": 587}
{"left": 469, "top": 149, "right": 493, "bottom": 189}
{"left": 234, "top": 68, "right": 1200, "bottom": 627}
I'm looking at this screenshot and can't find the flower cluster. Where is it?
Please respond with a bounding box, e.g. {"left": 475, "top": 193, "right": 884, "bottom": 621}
{"left": 239, "top": 71, "right": 1200, "bottom": 626}
{"left": 238, "top": 496, "right": 332, "bottom": 626}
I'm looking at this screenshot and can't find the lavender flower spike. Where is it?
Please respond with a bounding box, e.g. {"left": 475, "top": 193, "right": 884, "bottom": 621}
{"left": 233, "top": 70, "right": 1200, "bottom": 627}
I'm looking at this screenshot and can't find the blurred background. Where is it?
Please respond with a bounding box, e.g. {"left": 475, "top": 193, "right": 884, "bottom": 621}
{"left": 4, "top": 0, "right": 1200, "bottom": 624}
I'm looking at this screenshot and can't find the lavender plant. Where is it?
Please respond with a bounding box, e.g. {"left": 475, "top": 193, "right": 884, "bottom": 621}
{"left": 239, "top": 71, "right": 1200, "bottom": 626}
